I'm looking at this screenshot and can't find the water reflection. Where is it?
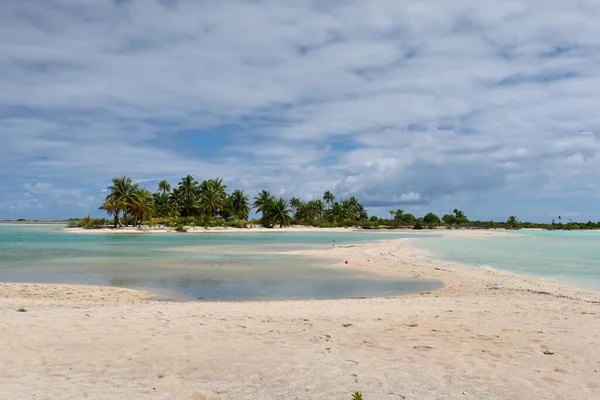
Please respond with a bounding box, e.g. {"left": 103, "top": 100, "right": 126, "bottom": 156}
{"left": 0, "top": 226, "right": 445, "bottom": 301}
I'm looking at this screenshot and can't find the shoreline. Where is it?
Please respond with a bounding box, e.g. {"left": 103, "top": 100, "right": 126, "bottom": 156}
{"left": 2, "top": 234, "right": 599, "bottom": 399}
{"left": 62, "top": 225, "right": 515, "bottom": 237}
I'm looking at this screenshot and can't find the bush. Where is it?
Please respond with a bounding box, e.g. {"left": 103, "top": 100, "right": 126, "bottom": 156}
{"left": 311, "top": 220, "right": 336, "bottom": 228}
{"left": 228, "top": 219, "right": 248, "bottom": 229}
{"left": 423, "top": 212, "right": 441, "bottom": 226}
{"left": 67, "top": 216, "right": 108, "bottom": 229}
{"left": 175, "top": 223, "right": 188, "bottom": 233}
{"left": 361, "top": 221, "right": 380, "bottom": 229}
{"left": 66, "top": 219, "right": 82, "bottom": 228}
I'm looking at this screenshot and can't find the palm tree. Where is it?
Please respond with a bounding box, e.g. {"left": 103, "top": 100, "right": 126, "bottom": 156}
{"left": 347, "top": 196, "right": 359, "bottom": 208}
{"left": 289, "top": 197, "right": 302, "bottom": 213}
{"left": 130, "top": 189, "right": 155, "bottom": 226}
{"left": 99, "top": 197, "right": 123, "bottom": 228}
{"left": 199, "top": 178, "right": 228, "bottom": 217}
{"left": 253, "top": 190, "right": 274, "bottom": 222}
{"left": 453, "top": 208, "right": 467, "bottom": 224}
{"left": 507, "top": 215, "right": 520, "bottom": 230}
{"left": 169, "top": 188, "right": 184, "bottom": 216}
{"left": 323, "top": 191, "right": 335, "bottom": 208}
{"left": 158, "top": 180, "right": 171, "bottom": 194}
{"left": 312, "top": 199, "right": 325, "bottom": 215}
{"left": 229, "top": 189, "right": 250, "bottom": 220}
{"left": 355, "top": 204, "right": 368, "bottom": 221}
{"left": 266, "top": 198, "right": 292, "bottom": 228}
{"left": 295, "top": 200, "right": 321, "bottom": 223}
{"left": 177, "top": 175, "right": 200, "bottom": 217}
{"left": 389, "top": 209, "right": 395, "bottom": 220}
{"left": 329, "top": 202, "right": 350, "bottom": 223}
{"left": 178, "top": 175, "right": 200, "bottom": 199}
{"left": 104, "top": 176, "right": 140, "bottom": 227}
{"left": 152, "top": 192, "right": 171, "bottom": 218}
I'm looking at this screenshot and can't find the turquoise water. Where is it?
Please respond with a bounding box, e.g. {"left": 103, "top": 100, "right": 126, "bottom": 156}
{"left": 0, "top": 224, "right": 442, "bottom": 301}
{"left": 412, "top": 230, "right": 600, "bottom": 290}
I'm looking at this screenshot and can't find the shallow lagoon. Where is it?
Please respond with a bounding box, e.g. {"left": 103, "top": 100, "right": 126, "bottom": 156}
{"left": 0, "top": 224, "right": 443, "bottom": 301}
{"left": 411, "top": 229, "right": 600, "bottom": 290}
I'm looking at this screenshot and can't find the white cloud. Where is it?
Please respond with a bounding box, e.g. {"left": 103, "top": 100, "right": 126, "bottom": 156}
{"left": 1, "top": 0, "right": 600, "bottom": 220}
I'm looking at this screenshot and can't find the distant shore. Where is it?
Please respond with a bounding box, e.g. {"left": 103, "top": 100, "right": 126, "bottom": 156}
{"left": 0, "top": 221, "right": 67, "bottom": 225}
{"left": 63, "top": 225, "right": 513, "bottom": 237}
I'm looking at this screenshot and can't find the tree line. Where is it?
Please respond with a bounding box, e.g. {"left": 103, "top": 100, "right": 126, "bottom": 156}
{"left": 80, "top": 176, "right": 370, "bottom": 230}
{"left": 68, "top": 175, "right": 600, "bottom": 231}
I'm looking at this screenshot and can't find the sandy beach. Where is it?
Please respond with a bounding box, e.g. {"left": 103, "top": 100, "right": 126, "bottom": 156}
{"left": 63, "top": 225, "right": 513, "bottom": 237}
{"left": 1, "top": 232, "right": 599, "bottom": 399}
{"left": 63, "top": 225, "right": 383, "bottom": 234}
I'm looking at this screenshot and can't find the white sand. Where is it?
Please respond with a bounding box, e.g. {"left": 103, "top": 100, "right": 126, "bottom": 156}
{"left": 64, "top": 225, "right": 515, "bottom": 237}
{"left": 1, "top": 234, "right": 599, "bottom": 399}
{"left": 64, "top": 225, "right": 364, "bottom": 234}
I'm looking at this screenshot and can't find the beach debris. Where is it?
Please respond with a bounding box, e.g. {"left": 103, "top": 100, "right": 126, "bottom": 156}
{"left": 17, "top": 307, "right": 27, "bottom": 313}
{"left": 342, "top": 323, "right": 353, "bottom": 328}
{"left": 543, "top": 350, "right": 555, "bottom": 355}
{"left": 345, "top": 260, "right": 349, "bottom": 264}
{"left": 406, "top": 323, "right": 418, "bottom": 328}
{"left": 413, "top": 345, "right": 434, "bottom": 350}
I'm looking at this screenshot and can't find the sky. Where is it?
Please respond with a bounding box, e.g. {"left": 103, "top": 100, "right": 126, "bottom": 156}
{"left": 1, "top": 0, "right": 600, "bottom": 222}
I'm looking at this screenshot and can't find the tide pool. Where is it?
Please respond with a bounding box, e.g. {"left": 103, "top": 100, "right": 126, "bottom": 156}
{"left": 411, "top": 229, "right": 600, "bottom": 290}
{"left": 0, "top": 224, "right": 442, "bottom": 301}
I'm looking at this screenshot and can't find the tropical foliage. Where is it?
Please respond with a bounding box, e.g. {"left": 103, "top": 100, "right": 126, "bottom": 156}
{"left": 89, "top": 175, "right": 600, "bottom": 231}
{"left": 94, "top": 176, "right": 373, "bottom": 230}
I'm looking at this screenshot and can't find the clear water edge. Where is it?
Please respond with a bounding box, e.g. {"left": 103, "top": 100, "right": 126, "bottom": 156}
{"left": 410, "top": 230, "right": 600, "bottom": 291}
{"left": 0, "top": 224, "right": 443, "bottom": 301}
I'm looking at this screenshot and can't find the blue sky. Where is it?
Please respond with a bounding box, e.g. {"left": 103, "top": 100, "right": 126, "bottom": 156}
{"left": 1, "top": 0, "right": 600, "bottom": 222}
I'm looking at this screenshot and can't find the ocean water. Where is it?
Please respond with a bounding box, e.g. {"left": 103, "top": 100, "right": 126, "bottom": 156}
{"left": 0, "top": 224, "right": 442, "bottom": 301}
{"left": 411, "top": 230, "right": 600, "bottom": 290}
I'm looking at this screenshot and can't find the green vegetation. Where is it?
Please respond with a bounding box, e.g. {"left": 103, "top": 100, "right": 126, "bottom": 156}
{"left": 70, "top": 175, "right": 599, "bottom": 232}
{"left": 17, "top": 307, "right": 27, "bottom": 312}
{"left": 90, "top": 176, "right": 373, "bottom": 230}
{"left": 506, "top": 215, "right": 520, "bottom": 230}
{"left": 352, "top": 393, "right": 364, "bottom": 400}
{"left": 67, "top": 215, "right": 110, "bottom": 229}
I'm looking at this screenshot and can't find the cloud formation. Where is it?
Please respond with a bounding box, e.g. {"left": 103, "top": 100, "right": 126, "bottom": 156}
{"left": 1, "top": 0, "right": 599, "bottom": 220}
